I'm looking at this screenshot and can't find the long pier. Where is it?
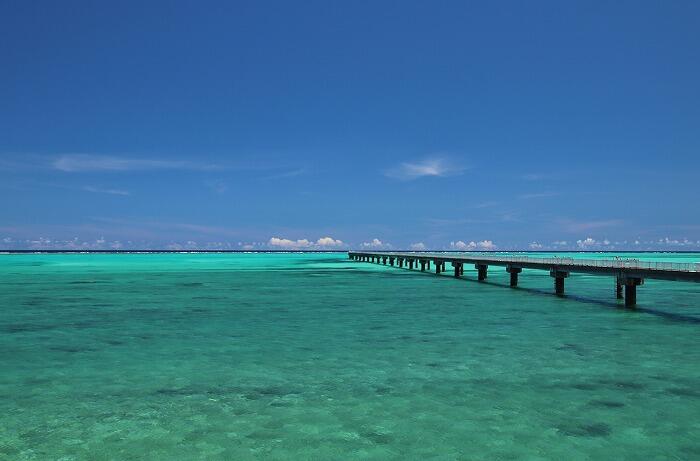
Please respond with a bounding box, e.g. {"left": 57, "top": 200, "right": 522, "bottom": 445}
{"left": 348, "top": 252, "right": 700, "bottom": 308}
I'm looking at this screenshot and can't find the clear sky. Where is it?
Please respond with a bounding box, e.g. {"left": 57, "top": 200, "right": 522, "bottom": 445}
{"left": 1, "top": 1, "right": 699, "bottom": 251}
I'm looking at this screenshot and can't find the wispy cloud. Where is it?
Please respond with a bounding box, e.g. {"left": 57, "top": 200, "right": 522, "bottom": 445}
{"left": 474, "top": 201, "right": 499, "bottom": 209}
{"left": 204, "top": 179, "right": 228, "bottom": 194}
{"left": 82, "top": 186, "right": 130, "bottom": 196}
{"left": 261, "top": 168, "right": 307, "bottom": 180}
{"left": 560, "top": 219, "right": 623, "bottom": 233}
{"left": 53, "top": 154, "right": 218, "bottom": 172}
{"left": 522, "top": 173, "right": 546, "bottom": 181}
{"left": 385, "top": 157, "right": 465, "bottom": 181}
{"left": 518, "top": 192, "right": 559, "bottom": 200}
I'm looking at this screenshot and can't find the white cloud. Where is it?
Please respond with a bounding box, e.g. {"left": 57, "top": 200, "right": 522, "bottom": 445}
{"left": 577, "top": 237, "right": 597, "bottom": 248}
{"left": 316, "top": 236, "right": 344, "bottom": 247}
{"left": 268, "top": 237, "right": 312, "bottom": 249}
{"left": 529, "top": 242, "right": 543, "bottom": 249}
{"left": 267, "top": 236, "right": 344, "bottom": 249}
{"left": 552, "top": 240, "right": 568, "bottom": 246}
{"left": 385, "top": 157, "right": 464, "bottom": 180}
{"left": 477, "top": 240, "right": 496, "bottom": 250}
{"left": 360, "top": 238, "right": 392, "bottom": 249}
{"left": 83, "top": 186, "right": 130, "bottom": 196}
{"left": 451, "top": 240, "right": 469, "bottom": 250}
{"left": 576, "top": 237, "right": 612, "bottom": 249}
{"left": 656, "top": 237, "right": 697, "bottom": 246}
{"left": 53, "top": 154, "right": 216, "bottom": 172}
{"left": 410, "top": 242, "right": 426, "bottom": 250}
{"left": 450, "top": 240, "right": 497, "bottom": 250}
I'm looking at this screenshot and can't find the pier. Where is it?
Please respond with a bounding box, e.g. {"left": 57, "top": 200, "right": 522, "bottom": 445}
{"left": 348, "top": 252, "right": 700, "bottom": 308}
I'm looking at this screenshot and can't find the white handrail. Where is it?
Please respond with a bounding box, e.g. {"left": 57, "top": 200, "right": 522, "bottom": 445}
{"left": 354, "top": 252, "right": 700, "bottom": 272}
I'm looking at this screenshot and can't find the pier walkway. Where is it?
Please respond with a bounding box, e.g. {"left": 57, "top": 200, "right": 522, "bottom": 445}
{"left": 348, "top": 252, "right": 700, "bottom": 308}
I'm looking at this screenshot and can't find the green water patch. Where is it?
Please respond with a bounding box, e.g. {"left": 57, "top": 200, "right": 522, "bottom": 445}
{"left": 1, "top": 252, "right": 699, "bottom": 460}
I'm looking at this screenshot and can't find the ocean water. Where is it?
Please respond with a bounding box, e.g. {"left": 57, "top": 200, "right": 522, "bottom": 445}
{"left": 1, "top": 252, "right": 699, "bottom": 460}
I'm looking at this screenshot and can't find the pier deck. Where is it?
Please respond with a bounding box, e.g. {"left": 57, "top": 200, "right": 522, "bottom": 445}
{"left": 348, "top": 252, "right": 700, "bottom": 308}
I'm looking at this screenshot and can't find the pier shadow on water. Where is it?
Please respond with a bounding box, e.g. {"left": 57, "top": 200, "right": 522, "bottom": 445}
{"left": 384, "top": 267, "right": 700, "bottom": 324}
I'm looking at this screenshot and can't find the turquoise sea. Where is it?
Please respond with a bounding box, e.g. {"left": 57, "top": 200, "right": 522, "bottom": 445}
{"left": 1, "top": 252, "right": 699, "bottom": 460}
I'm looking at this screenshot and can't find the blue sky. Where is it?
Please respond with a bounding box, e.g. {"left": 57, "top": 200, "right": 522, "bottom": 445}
{"left": 1, "top": 1, "right": 699, "bottom": 250}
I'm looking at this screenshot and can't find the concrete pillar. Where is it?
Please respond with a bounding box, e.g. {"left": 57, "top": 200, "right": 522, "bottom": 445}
{"left": 408, "top": 260, "right": 414, "bottom": 270}
{"left": 435, "top": 261, "right": 441, "bottom": 274}
{"left": 616, "top": 278, "right": 623, "bottom": 299}
{"left": 550, "top": 270, "right": 569, "bottom": 296}
{"left": 453, "top": 262, "right": 462, "bottom": 277}
{"left": 555, "top": 277, "right": 565, "bottom": 296}
{"left": 389, "top": 257, "right": 395, "bottom": 266}
{"left": 382, "top": 256, "right": 387, "bottom": 265}
{"left": 399, "top": 258, "right": 404, "bottom": 268}
{"left": 625, "top": 284, "right": 636, "bottom": 307}
{"left": 475, "top": 264, "right": 488, "bottom": 281}
{"left": 507, "top": 266, "right": 522, "bottom": 287}
{"left": 420, "top": 260, "right": 426, "bottom": 271}
{"left": 622, "top": 277, "right": 643, "bottom": 308}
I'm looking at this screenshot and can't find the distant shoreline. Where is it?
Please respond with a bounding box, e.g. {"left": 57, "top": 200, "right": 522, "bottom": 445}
{"left": 1, "top": 250, "right": 699, "bottom": 254}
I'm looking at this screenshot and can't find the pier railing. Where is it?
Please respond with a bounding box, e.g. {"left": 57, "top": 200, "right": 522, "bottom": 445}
{"left": 449, "top": 255, "right": 700, "bottom": 272}
{"left": 377, "top": 253, "right": 700, "bottom": 273}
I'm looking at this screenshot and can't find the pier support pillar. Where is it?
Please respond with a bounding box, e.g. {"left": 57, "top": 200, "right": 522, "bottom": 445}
{"left": 452, "top": 262, "right": 462, "bottom": 278}
{"left": 389, "top": 257, "right": 395, "bottom": 266}
{"left": 507, "top": 266, "right": 522, "bottom": 287}
{"left": 622, "top": 277, "right": 643, "bottom": 308}
{"left": 420, "top": 260, "right": 426, "bottom": 271}
{"left": 408, "top": 260, "right": 414, "bottom": 270}
{"left": 625, "top": 284, "right": 636, "bottom": 307}
{"left": 550, "top": 270, "right": 569, "bottom": 296}
{"left": 475, "top": 264, "right": 488, "bottom": 281}
{"left": 382, "top": 256, "right": 387, "bottom": 265}
{"left": 616, "top": 278, "right": 623, "bottom": 299}
{"left": 435, "top": 261, "right": 442, "bottom": 274}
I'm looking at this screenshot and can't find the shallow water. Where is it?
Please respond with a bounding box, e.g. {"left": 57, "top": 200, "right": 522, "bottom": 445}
{"left": 1, "top": 252, "right": 699, "bottom": 460}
